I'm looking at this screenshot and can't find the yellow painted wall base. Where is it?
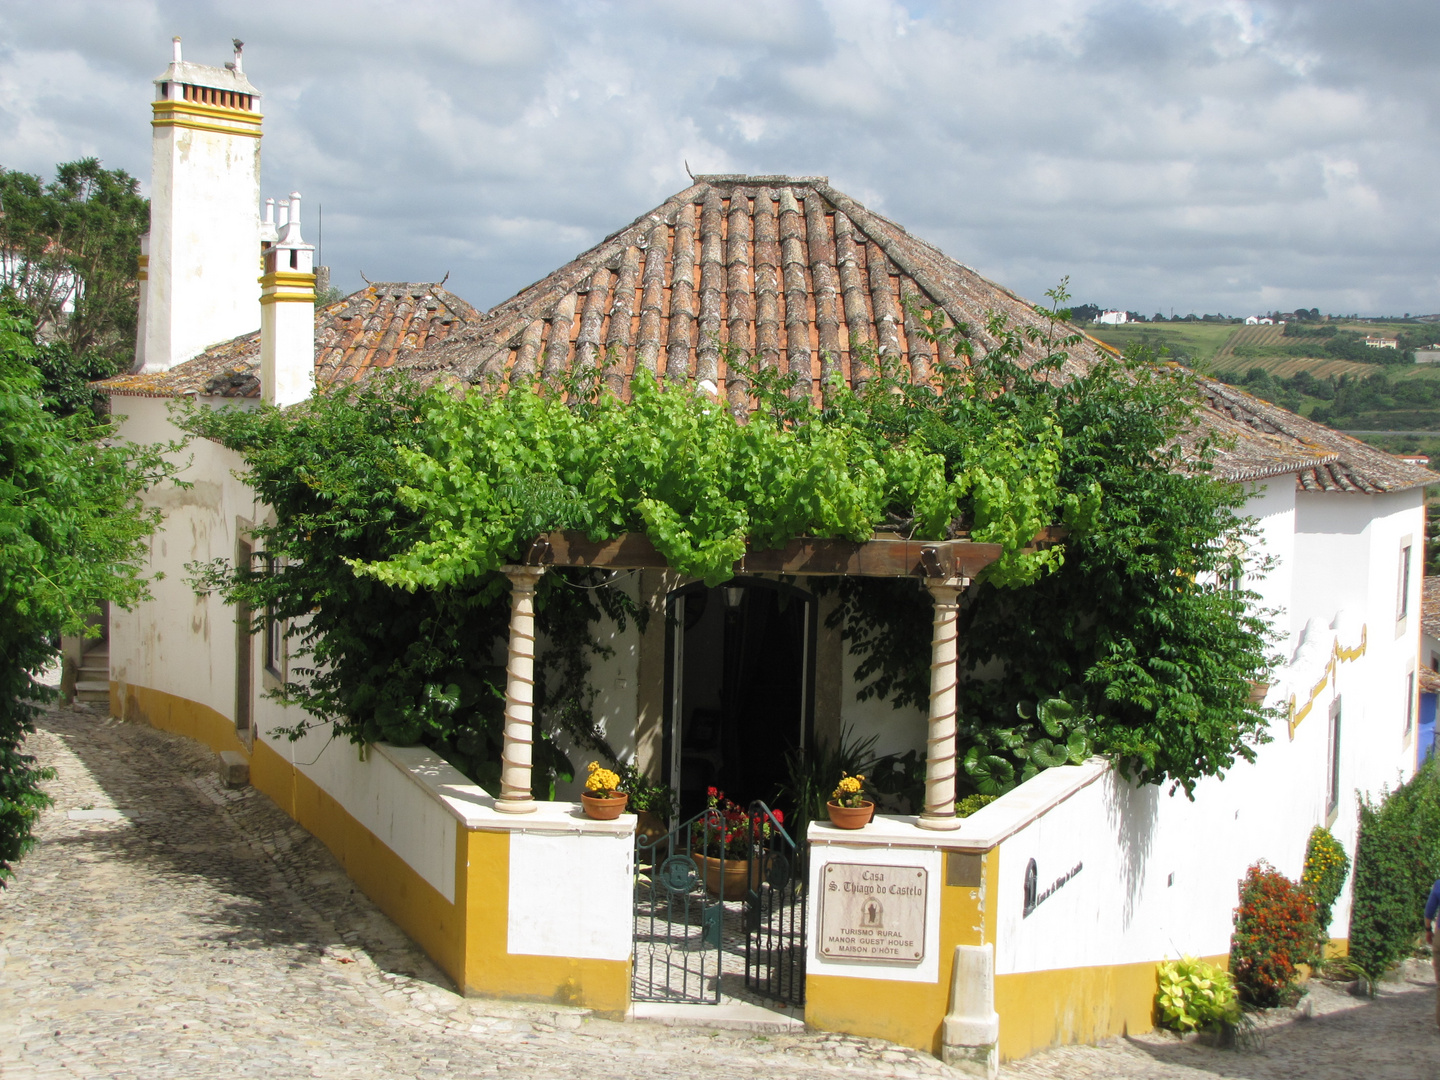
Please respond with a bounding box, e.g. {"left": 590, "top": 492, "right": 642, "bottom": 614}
{"left": 805, "top": 849, "right": 999, "bottom": 1058}
{"left": 460, "top": 829, "right": 630, "bottom": 1017}
{"left": 110, "top": 681, "right": 629, "bottom": 1016}
{"left": 115, "top": 681, "right": 248, "bottom": 758}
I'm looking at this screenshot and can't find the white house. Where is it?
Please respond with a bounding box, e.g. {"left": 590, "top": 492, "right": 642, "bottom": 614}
{"left": 1095, "top": 309, "right": 1130, "bottom": 325}
{"left": 96, "top": 44, "right": 1433, "bottom": 1068}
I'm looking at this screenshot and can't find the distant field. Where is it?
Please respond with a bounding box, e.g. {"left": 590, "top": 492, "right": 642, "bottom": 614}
{"left": 1084, "top": 322, "right": 1238, "bottom": 365}
{"left": 1090, "top": 318, "right": 1440, "bottom": 384}
{"left": 1209, "top": 355, "right": 1379, "bottom": 379}
{"left": 1213, "top": 324, "right": 1285, "bottom": 363}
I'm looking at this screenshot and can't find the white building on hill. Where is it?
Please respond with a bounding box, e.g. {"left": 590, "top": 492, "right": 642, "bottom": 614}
{"left": 95, "top": 43, "right": 1434, "bottom": 1070}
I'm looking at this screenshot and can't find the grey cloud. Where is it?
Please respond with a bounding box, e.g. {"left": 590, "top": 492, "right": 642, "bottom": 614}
{"left": 0, "top": 0, "right": 1435, "bottom": 317}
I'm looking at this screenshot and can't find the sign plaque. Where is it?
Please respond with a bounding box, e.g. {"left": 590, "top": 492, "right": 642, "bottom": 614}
{"left": 818, "top": 862, "right": 928, "bottom": 963}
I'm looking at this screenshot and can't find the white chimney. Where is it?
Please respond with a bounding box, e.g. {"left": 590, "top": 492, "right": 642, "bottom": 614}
{"left": 138, "top": 38, "right": 262, "bottom": 372}
{"left": 259, "top": 190, "right": 316, "bottom": 407}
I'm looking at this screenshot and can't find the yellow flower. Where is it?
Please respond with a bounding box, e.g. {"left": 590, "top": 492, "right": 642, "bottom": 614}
{"left": 584, "top": 762, "right": 621, "bottom": 794}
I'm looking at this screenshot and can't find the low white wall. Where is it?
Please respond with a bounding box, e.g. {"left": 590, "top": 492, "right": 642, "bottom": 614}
{"left": 992, "top": 612, "right": 1394, "bottom": 978}
{"left": 509, "top": 827, "right": 633, "bottom": 961}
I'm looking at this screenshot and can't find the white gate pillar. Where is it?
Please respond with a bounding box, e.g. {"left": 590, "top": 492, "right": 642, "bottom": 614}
{"left": 496, "top": 565, "right": 545, "bottom": 814}
{"left": 918, "top": 579, "right": 964, "bottom": 830}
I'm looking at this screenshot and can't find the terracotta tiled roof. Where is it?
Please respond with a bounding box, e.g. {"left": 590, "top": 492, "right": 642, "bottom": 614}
{"left": 1195, "top": 379, "right": 1435, "bottom": 493}
{"left": 1420, "top": 666, "right": 1440, "bottom": 695}
{"left": 1424, "top": 577, "right": 1440, "bottom": 643}
{"left": 97, "top": 283, "right": 478, "bottom": 398}
{"left": 98, "top": 174, "right": 1437, "bottom": 498}
{"left": 394, "top": 175, "right": 1090, "bottom": 407}
{"left": 395, "top": 173, "right": 1432, "bottom": 495}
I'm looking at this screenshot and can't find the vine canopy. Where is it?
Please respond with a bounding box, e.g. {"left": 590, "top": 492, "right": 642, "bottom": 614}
{"left": 351, "top": 362, "right": 1078, "bottom": 590}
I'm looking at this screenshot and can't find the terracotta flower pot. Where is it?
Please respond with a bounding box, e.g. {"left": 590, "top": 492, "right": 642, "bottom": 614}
{"left": 634, "top": 809, "right": 669, "bottom": 845}
{"left": 827, "top": 800, "right": 875, "bottom": 829}
{"left": 581, "top": 792, "right": 628, "bottom": 820}
{"left": 693, "top": 853, "right": 763, "bottom": 901}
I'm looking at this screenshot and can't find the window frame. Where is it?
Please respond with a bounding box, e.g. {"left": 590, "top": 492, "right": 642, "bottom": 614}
{"left": 261, "top": 553, "right": 285, "bottom": 684}
{"left": 1326, "top": 696, "right": 1342, "bottom": 825}
{"left": 1397, "top": 536, "right": 1413, "bottom": 632}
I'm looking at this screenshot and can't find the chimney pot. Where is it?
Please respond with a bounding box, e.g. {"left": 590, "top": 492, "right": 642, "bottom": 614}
{"left": 172, "top": 36, "right": 182, "bottom": 63}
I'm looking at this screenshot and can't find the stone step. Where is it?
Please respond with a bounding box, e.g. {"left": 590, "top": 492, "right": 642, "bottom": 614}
{"left": 75, "top": 680, "right": 109, "bottom": 703}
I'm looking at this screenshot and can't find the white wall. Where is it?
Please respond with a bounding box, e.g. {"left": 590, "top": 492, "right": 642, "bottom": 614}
{"left": 109, "top": 395, "right": 261, "bottom": 722}
{"left": 994, "top": 608, "right": 1402, "bottom": 978}
{"left": 838, "top": 641, "right": 928, "bottom": 760}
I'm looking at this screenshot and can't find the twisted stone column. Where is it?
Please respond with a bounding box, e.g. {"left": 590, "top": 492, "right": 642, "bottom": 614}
{"left": 918, "top": 580, "right": 963, "bottom": 831}
{"left": 496, "top": 566, "right": 545, "bottom": 814}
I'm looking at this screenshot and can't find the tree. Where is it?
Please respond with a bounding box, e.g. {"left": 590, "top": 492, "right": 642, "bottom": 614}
{"left": 0, "top": 300, "right": 176, "bottom": 884}
{"left": 832, "top": 296, "right": 1276, "bottom": 798}
{"left": 0, "top": 159, "right": 148, "bottom": 413}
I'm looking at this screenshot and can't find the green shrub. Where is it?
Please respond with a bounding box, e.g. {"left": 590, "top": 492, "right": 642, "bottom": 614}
{"left": 1301, "top": 825, "right": 1350, "bottom": 960}
{"left": 1349, "top": 758, "right": 1440, "bottom": 991}
{"left": 1155, "top": 956, "right": 1240, "bottom": 1032}
{"left": 1229, "top": 860, "right": 1315, "bottom": 1007}
{"left": 955, "top": 793, "right": 998, "bottom": 818}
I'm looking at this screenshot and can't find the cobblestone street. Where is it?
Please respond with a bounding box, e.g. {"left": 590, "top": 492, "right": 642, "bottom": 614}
{"left": 2, "top": 702, "right": 1438, "bottom": 1079}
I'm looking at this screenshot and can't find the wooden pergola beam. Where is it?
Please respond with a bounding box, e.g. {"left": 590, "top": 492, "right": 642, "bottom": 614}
{"left": 521, "top": 530, "right": 1066, "bottom": 581}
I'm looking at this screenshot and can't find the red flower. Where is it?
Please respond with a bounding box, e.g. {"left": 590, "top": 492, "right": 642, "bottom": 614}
{"left": 772, "top": 810, "right": 785, "bottom": 824}
{"left": 707, "top": 786, "right": 719, "bottom": 796}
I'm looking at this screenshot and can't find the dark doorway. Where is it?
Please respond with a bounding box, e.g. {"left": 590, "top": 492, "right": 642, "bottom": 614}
{"left": 664, "top": 579, "right": 814, "bottom": 818}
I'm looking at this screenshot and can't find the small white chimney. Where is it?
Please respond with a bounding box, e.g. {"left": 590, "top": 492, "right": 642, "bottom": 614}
{"left": 259, "top": 190, "right": 316, "bottom": 407}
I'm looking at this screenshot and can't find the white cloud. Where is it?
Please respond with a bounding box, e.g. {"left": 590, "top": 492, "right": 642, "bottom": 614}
{"left": 0, "top": 0, "right": 1434, "bottom": 316}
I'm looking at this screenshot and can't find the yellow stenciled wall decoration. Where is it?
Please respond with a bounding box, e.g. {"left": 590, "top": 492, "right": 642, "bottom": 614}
{"left": 1287, "top": 626, "right": 1366, "bottom": 739}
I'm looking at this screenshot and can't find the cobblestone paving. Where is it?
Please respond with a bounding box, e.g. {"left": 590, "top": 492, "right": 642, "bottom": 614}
{"left": 1003, "top": 964, "right": 1440, "bottom": 1079}
{"left": 0, "top": 704, "right": 953, "bottom": 1080}
{"left": 4, "top": 702, "right": 1439, "bottom": 1079}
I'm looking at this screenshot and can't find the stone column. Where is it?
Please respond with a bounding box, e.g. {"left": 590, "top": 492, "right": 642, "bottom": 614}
{"left": 496, "top": 565, "right": 545, "bottom": 814}
{"left": 942, "top": 943, "right": 1000, "bottom": 1077}
{"left": 918, "top": 579, "right": 963, "bottom": 830}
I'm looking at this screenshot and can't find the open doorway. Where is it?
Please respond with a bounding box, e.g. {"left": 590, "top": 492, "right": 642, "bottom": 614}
{"left": 663, "top": 578, "right": 815, "bottom": 818}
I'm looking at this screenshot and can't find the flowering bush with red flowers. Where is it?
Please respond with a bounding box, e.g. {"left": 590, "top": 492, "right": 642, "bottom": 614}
{"left": 1228, "top": 860, "right": 1317, "bottom": 1007}
{"left": 690, "top": 787, "right": 785, "bottom": 860}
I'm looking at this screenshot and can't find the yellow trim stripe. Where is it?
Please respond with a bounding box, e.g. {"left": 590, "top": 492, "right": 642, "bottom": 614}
{"left": 152, "top": 99, "right": 263, "bottom": 122}
{"left": 1288, "top": 625, "right": 1366, "bottom": 738}
{"left": 153, "top": 118, "right": 263, "bottom": 139}
{"left": 259, "top": 271, "right": 318, "bottom": 287}
{"left": 260, "top": 291, "right": 317, "bottom": 306}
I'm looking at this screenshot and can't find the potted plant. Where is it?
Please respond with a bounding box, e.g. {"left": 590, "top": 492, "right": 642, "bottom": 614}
{"left": 580, "top": 762, "right": 628, "bottom": 820}
{"left": 689, "top": 788, "right": 781, "bottom": 900}
{"left": 827, "top": 771, "right": 874, "bottom": 829}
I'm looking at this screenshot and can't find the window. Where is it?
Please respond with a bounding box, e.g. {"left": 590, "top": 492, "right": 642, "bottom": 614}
{"left": 234, "top": 539, "right": 254, "bottom": 734}
{"left": 1397, "top": 541, "right": 1413, "bottom": 624}
{"left": 262, "top": 554, "right": 283, "bottom": 680}
{"left": 1405, "top": 669, "right": 1416, "bottom": 737}
{"left": 1326, "top": 697, "right": 1342, "bottom": 822}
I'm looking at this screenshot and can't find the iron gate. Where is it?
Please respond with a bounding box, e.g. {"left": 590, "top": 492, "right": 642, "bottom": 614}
{"left": 744, "top": 801, "right": 807, "bottom": 1007}
{"left": 632, "top": 802, "right": 809, "bottom": 1007}
{"left": 631, "top": 808, "right": 724, "bottom": 1003}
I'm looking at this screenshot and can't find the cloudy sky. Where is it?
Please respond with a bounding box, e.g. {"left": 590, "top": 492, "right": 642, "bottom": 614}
{"left": 1, "top": 0, "right": 1436, "bottom": 317}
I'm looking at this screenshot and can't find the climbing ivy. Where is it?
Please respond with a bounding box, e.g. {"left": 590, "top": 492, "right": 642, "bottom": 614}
{"left": 179, "top": 282, "right": 1274, "bottom": 802}
{"left": 827, "top": 288, "right": 1277, "bottom": 797}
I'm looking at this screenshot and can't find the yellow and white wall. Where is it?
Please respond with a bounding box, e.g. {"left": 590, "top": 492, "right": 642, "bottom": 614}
{"left": 108, "top": 395, "right": 633, "bottom": 1014}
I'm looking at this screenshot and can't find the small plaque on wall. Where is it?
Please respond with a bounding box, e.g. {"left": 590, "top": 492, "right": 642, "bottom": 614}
{"left": 818, "top": 862, "right": 928, "bottom": 963}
